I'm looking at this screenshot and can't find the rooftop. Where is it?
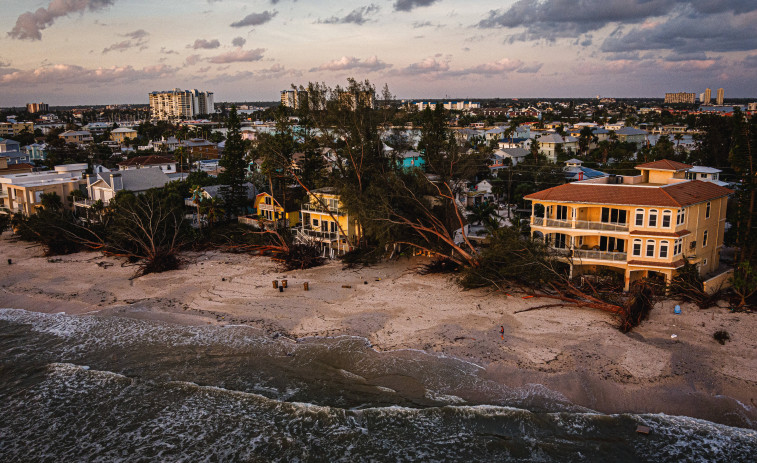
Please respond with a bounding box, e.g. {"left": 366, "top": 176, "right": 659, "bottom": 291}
{"left": 636, "top": 159, "right": 692, "bottom": 171}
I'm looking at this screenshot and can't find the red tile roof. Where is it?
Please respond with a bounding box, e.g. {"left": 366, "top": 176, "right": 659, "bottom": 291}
{"left": 627, "top": 259, "right": 686, "bottom": 269}
{"left": 629, "top": 229, "right": 691, "bottom": 238}
{"left": 118, "top": 155, "right": 174, "bottom": 167}
{"left": 524, "top": 180, "right": 732, "bottom": 207}
{"left": 635, "top": 159, "right": 692, "bottom": 171}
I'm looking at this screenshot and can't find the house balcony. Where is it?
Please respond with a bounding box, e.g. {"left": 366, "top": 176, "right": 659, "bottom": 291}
{"left": 74, "top": 199, "right": 106, "bottom": 208}
{"left": 300, "top": 226, "right": 343, "bottom": 242}
{"left": 301, "top": 203, "right": 346, "bottom": 216}
{"left": 573, "top": 249, "right": 627, "bottom": 262}
{"left": 531, "top": 217, "right": 629, "bottom": 232}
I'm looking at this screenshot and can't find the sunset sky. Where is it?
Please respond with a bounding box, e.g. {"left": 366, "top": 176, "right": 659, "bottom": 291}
{"left": 1, "top": 0, "right": 756, "bottom": 105}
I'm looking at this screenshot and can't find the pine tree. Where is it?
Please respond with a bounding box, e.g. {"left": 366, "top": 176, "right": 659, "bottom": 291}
{"left": 219, "top": 105, "right": 248, "bottom": 217}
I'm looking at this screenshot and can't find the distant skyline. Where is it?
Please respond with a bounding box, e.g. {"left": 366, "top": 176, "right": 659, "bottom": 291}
{"left": 1, "top": 1, "right": 756, "bottom": 106}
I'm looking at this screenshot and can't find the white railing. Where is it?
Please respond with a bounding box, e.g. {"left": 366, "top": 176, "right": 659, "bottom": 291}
{"left": 531, "top": 217, "right": 628, "bottom": 232}
{"left": 573, "top": 249, "right": 627, "bottom": 262}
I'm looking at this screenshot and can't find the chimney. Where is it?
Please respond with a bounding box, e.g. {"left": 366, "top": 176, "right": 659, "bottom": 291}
{"left": 110, "top": 173, "right": 123, "bottom": 191}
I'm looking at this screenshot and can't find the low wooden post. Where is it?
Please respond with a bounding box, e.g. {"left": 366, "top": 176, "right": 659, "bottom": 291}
{"left": 303, "top": 282, "right": 309, "bottom": 291}
{"left": 272, "top": 280, "right": 278, "bottom": 289}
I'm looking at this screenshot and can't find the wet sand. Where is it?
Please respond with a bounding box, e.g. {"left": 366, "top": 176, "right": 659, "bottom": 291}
{"left": 1, "top": 234, "right": 756, "bottom": 429}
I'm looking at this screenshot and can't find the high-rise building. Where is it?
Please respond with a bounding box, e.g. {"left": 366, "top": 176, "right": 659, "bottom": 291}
{"left": 280, "top": 90, "right": 308, "bottom": 110}
{"left": 704, "top": 88, "right": 711, "bottom": 104}
{"left": 716, "top": 88, "right": 724, "bottom": 105}
{"left": 664, "top": 92, "right": 696, "bottom": 104}
{"left": 26, "top": 103, "right": 49, "bottom": 113}
{"left": 148, "top": 88, "right": 214, "bottom": 120}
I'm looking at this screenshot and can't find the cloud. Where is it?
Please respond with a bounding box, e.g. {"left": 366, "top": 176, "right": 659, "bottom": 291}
{"left": 230, "top": 10, "right": 277, "bottom": 27}
{"left": 0, "top": 59, "right": 10, "bottom": 68}
{"left": 477, "top": 0, "right": 757, "bottom": 43}
{"left": 189, "top": 38, "right": 221, "bottom": 49}
{"left": 160, "top": 47, "right": 179, "bottom": 55}
{"left": 317, "top": 5, "right": 380, "bottom": 25}
{"left": 743, "top": 54, "right": 757, "bottom": 68}
{"left": 185, "top": 54, "right": 203, "bottom": 66}
{"left": 310, "top": 55, "right": 391, "bottom": 72}
{"left": 102, "top": 29, "right": 149, "bottom": 54}
{"left": 207, "top": 48, "right": 266, "bottom": 63}
{"left": 123, "top": 29, "right": 148, "bottom": 40}
{"left": 601, "top": 10, "right": 757, "bottom": 54}
{"left": 232, "top": 36, "right": 246, "bottom": 47}
{"left": 394, "top": 0, "right": 440, "bottom": 12}
{"left": 391, "top": 57, "right": 450, "bottom": 76}
{"left": 9, "top": 0, "right": 116, "bottom": 40}
{"left": 0, "top": 63, "right": 177, "bottom": 86}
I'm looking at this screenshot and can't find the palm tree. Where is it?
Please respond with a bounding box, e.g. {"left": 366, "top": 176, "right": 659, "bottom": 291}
{"left": 467, "top": 201, "right": 499, "bottom": 229}
{"left": 190, "top": 185, "right": 203, "bottom": 229}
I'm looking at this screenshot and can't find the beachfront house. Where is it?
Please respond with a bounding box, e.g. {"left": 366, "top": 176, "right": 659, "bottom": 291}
{"left": 299, "top": 188, "right": 361, "bottom": 257}
{"left": 525, "top": 160, "right": 732, "bottom": 291}
{"left": 238, "top": 192, "right": 300, "bottom": 229}
{"left": 78, "top": 167, "right": 172, "bottom": 208}
{"left": 0, "top": 164, "right": 88, "bottom": 216}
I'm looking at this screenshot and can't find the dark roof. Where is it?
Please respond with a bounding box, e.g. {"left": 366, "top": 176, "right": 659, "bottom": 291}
{"left": 635, "top": 160, "right": 692, "bottom": 171}
{"left": 524, "top": 180, "right": 732, "bottom": 207}
{"left": 118, "top": 155, "right": 175, "bottom": 167}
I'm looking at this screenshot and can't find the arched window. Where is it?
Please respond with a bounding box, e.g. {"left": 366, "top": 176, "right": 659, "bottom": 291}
{"left": 648, "top": 209, "right": 658, "bottom": 227}
{"left": 662, "top": 210, "right": 672, "bottom": 228}
{"left": 635, "top": 209, "right": 644, "bottom": 226}
{"left": 632, "top": 239, "right": 642, "bottom": 257}
{"left": 646, "top": 240, "right": 655, "bottom": 258}
{"left": 659, "top": 241, "right": 669, "bottom": 259}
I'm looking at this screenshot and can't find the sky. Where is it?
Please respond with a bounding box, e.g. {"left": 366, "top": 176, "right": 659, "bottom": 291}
{"left": 1, "top": 0, "right": 756, "bottom": 106}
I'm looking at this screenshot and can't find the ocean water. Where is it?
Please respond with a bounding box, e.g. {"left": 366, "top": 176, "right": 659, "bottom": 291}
{"left": 0, "top": 308, "right": 755, "bottom": 462}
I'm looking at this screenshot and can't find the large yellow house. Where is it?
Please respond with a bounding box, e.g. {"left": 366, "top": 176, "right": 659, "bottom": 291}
{"left": 252, "top": 192, "right": 300, "bottom": 229}
{"left": 524, "top": 160, "right": 732, "bottom": 290}
{"left": 299, "top": 188, "right": 361, "bottom": 256}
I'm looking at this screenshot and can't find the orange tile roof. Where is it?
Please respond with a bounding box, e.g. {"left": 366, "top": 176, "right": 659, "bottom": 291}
{"left": 629, "top": 229, "right": 691, "bottom": 238}
{"left": 635, "top": 159, "right": 692, "bottom": 171}
{"left": 524, "top": 180, "right": 732, "bottom": 207}
{"left": 627, "top": 259, "right": 686, "bottom": 269}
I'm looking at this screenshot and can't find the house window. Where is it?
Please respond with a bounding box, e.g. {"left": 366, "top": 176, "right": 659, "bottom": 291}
{"left": 600, "top": 236, "right": 624, "bottom": 252}
{"left": 646, "top": 240, "right": 655, "bottom": 258}
{"left": 321, "top": 221, "right": 328, "bottom": 232}
{"left": 633, "top": 239, "right": 642, "bottom": 257}
{"left": 556, "top": 205, "right": 568, "bottom": 221}
{"left": 673, "top": 239, "right": 682, "bottom": 255}
{"left": 659, "top": 241, "right": 669, "bottom": 259}
{"left": 601, "top": 207, "right": 627, "bottom": 224}
{"left": 312, "top": 219, "right": 319, "bottom": 227}
{"left": 648, "top": 210, "right": 657, "bottom": 227}
{"left": 662, "top": 211, "right": 672, "bottom": 228}
{"left": 330, "top": 221, "right": 337, "bottom": 233}
{"left": 553, "top": 233, "right": 568, "bottom": 249}
{"left": 702, "top": 230, "right": 708, "bottom": 247}
{"left": 265, "top": 196, "right": 272, "bottom": 205}
{"left": 705, "top": 202, "right": 711, "bottom": 219}
{"left": 677, "top": 209, "right": 685, "bottom": 225}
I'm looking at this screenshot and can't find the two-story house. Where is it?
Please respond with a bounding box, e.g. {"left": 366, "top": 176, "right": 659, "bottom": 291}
{"left": 525, "top": 160, "right": 732, "bottom": 290}
{"left": 239, "top": 192, "right": 300, "bottom": 229}
{"left": 299, "top": 188, "right": 361, "bottom": 257}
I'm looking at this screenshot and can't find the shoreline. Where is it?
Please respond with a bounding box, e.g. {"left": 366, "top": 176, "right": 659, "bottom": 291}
{"left": 1, "top": 235, "right": 756, "bottom": 429}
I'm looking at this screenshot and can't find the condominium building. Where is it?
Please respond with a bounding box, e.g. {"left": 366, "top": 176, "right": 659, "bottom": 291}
{"left": 0, "top": 122, "right": 34, "bottom": 137}
{"left": 149, "top": 88, "right": 215, "bottom": 120}
{"left": 716, "top": 88, "right": 725, "bottom": 105}
{"left": 26, "top": 103, "right": 49, "bottom": 113}
{"left": 408, "top": 100, "right": 481, "bottom": 111}
{"left": 704, "top": 88, "right": 711, "bottom": 104}
{"left": 664, "top": 92, "right": 695, "bottom": 104}
{"left": 525, "top": 160, "right": 732, "bottom": 291}
{"left": 280, "top": 90, "right": 308, "bottom": 110}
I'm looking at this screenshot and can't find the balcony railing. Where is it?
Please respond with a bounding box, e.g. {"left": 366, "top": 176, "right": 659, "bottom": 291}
{"left": 573, "top": 249, "right": 627, "bottom": 262}
{"left": 531, "top": 217, "right": 628, "bottom": 232}
{"left": 300, "top": 227, "right": 343, "bottom": 242}
{"left": 301, "top": 203, "right": 346, "bottom": 215}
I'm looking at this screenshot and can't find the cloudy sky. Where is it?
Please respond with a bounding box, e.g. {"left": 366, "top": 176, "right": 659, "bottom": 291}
{"left": 1, "top": 0, "right": 756, "bottom": 105}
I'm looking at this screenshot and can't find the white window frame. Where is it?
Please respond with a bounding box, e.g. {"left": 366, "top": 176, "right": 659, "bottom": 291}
{"left": 659, "top": 241, "right": 669, "bottom": 259}
{"left": 662, "top": 210, "right": 672, "bottom": 228}
{"left": 635, "top": 209, "right": 644, "bottom": 227}
{"left": 648, "top": 209, "right": 658, "bottom": 227}
{"left": 646, "top": 240, "right": 655, "bottom": 258}
{"left": 632, "top": 239, "right": 642, "bottom": 257}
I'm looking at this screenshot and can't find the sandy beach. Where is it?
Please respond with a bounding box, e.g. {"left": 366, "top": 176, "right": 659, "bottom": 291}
{"left": 1, "top": 234, "right": 756, "bottom": 429}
